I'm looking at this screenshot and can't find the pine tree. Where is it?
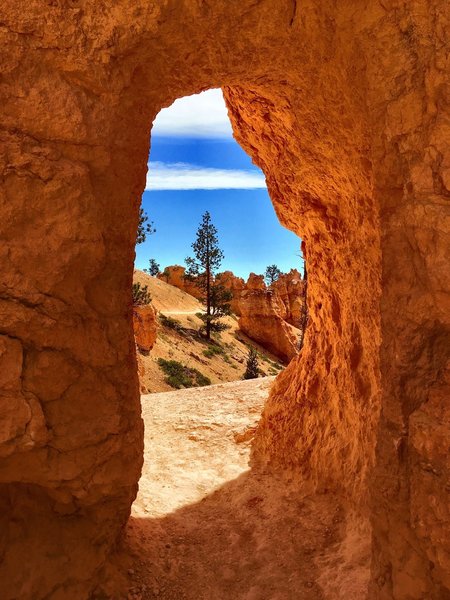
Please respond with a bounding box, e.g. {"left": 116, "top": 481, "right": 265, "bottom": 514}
{"left": 147, "top": 258, "right": 160, "bottom": 276}
{"left": 243, "top": 347, "right": 259, "bottom": 380}
{"left": 136, "top": 207, "right": 155, "bottom": 244}
{"left": 265, "top": 264, "right": 282, "bottom": 286}
{"left": 185, "top": 211, "right": 232, "bottom": 340}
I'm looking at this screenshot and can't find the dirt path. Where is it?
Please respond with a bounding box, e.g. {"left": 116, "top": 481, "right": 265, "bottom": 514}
{"left": 113, "top": 378, "right": 370, "bottom": 600}
{"left": 161, "top": 310, "right": 203, "bottom": 316}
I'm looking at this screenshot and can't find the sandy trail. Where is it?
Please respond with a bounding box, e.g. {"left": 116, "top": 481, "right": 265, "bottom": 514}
{"left": 116, "top": 378, "right": 370, "bottom": 600}
{"left": 161, "top": 310, "right": 203, "bottom": 316}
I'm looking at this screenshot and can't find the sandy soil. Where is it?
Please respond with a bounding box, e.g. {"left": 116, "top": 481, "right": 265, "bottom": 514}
{"left": 105, "top": 378, "right": 371, "bottom": 600}
{"left": 133, "top": 271, "right": 285, "bottom": 393}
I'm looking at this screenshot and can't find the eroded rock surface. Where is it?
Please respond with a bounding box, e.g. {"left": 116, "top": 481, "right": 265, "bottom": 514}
{"left": 158, "top": 265, "right": 202, "bottom": 300}
{"left": 0, "top": 1, "right": 448, "bottom": 599}
{"left": 238, "top": 287, "right": 300, "bottom": 363}
{"left": 133, "top": 304, "right": 157, "bottom": 353}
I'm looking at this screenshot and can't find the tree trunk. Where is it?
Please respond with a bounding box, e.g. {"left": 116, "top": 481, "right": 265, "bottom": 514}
{"left": 206, "top": 236, "right": 211, "bottom": 340}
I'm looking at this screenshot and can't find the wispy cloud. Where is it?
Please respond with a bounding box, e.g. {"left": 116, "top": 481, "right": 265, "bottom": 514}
{"left": 152, "top": 89, "right": 233, "bottom": 138}
{"left": 146, "top": 162, "right": 266, "bottom": 191}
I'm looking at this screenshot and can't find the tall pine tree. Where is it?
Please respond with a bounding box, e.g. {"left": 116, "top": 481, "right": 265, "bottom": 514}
{"left": 185, "top": 212, "right": 232, "bottom": 340}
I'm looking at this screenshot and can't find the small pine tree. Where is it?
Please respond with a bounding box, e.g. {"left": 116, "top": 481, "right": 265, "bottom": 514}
{"left": 243, "top": 347, "right": 259, "bottom": 380}
{"left": 185, "top": 211, "right": 232, "bottom": 340}
{"left": 147, "top": 258, "right": 160, "bottom": 276}
{"left": 132, "top": 282, "right": 152, "bottom": 306}
{"left": 136, "top": 207, "right": 155, "bottom": 244}
{"left": 265, "top": 264, "right": 282, "bottom": 286}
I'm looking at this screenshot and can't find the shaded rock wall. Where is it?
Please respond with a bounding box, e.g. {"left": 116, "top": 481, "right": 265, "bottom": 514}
{"left": 0, "top": 1, "right": 448, "bottom": 599}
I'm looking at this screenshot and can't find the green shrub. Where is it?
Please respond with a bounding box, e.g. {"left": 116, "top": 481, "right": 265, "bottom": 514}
{"left": 159, "top": 314, "right": 184, "bottom": 332}
{"left": 194, "top": 370, "right": 211, "bottom": 387}
{"left": 202, "top": 344, "right": 224, "bottom": 359}
{"left": 157, "top": 358, "right": 211, "bottom": 389}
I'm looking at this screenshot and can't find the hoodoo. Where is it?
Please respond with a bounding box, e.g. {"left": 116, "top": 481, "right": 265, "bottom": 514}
{"left": 0, "top": 1, "right": 448, "bottom": 599}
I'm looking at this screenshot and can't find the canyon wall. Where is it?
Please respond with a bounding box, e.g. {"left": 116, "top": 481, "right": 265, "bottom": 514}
{"left": 234, "top": 273, "right": 302, "bottom": 363}
{"left": 0, "top": 1, "right": 448, "bottom": 599}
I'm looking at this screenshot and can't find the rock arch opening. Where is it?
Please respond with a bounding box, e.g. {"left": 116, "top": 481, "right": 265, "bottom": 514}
{"left": 0, "top": 2, "right": 447, "bottom": 599}
{"left": 134, "top": 88, "right": 306, "bottom": 392}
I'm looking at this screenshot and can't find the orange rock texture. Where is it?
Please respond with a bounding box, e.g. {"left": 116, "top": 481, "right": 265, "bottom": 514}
{"left": 272, "top": 269, "right": 305, "bottom": 326}
{"left": 216, "top": 270, "right": 246, "bottom": 315}
{"left": 0, "top": 1, "right": 448, "bottom": 599}
{"left": 234, "top": 272, "right": 304, "bottom": 363}
{"left": 133, "top": 304, "right": 157, "bottom": 353}
{"left": 238, "top": 287, "right": 300, "bottom": 362}
{"left": 158, "top": 265, "right": 203, "bottom": 300}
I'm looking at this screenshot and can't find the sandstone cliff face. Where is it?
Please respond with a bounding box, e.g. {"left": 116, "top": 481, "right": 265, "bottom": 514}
{"left": 133, "top": 304, "right": 157, "bottom": 353}
{"left": 0, "top": 1, "right": 448, "bottom": 599}
{"left": 238, "top": 289, "right": 299, "bottom": 363}
{"left": 215, "top": 271, "right": 245, "bottom": 315}
{"left": 158, "top": 265, "right": 203, "bottom": 301}
{"left": 271, "top": 269, "right": 306, "bottom": 327}
{"left": 233, "top": 272, "right": 302, "bottom": 363}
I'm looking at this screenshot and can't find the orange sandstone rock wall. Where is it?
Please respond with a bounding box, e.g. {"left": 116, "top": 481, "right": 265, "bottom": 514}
{"left": 234, "top": 273, "right": 302, "bottom": 363}
{"left": 158, "top": 265, "right": 203, "bottom": 301}
{"left": 133, "top": 304, "right": 157, "bottom": 353}
{"left": 0, "top": 1, "right": 448, "bottom": 599}
{"left": 238, "top": 288, "right": 299, "bottom": 363}
{"left": 216, "top": 270, "right": 246, "bottom": 315}
{"left": 271, "top": 269, "right": 306, "bottom": 327}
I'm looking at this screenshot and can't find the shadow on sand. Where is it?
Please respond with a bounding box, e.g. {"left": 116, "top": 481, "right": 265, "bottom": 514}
{"left": 116, "top": 467, "right": 367, "bottom": 600}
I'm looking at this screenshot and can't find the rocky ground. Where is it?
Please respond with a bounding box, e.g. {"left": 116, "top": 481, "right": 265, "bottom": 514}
{"left": 104, "top": 378, "right": 371, "bottom": 600}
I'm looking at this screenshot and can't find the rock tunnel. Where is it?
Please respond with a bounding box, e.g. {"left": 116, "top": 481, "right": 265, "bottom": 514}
{"left": 0, "top": 1, "right": 448, "bottom": 598}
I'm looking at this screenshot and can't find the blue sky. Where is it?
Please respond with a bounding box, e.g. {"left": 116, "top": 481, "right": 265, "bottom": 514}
{"left": 136, "top": 89, "right": 302, "bottom": 280}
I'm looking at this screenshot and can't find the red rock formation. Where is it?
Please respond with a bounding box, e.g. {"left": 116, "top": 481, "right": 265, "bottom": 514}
{"left": 271, "top": 269, "right": 305, "bottom": 327}
{"left": 133, "top": 304, "right": 157, "bottom": 353}
{"left": 215, "top": 271, "right": 245, "bottom": 315}
{"left": 158, "top": 265, "right": 202, "bottom": 300}
{"left": 245, "top": 273, "right": 265, "bottom": 290}
{"left": 0, "top": 1, "right": 448, "bottom": 599}
{"left": 213, "top": 272, "right": 302, "bottom": 362}
{"left": 238, "top": 288, "right": 299, "bottom": 363}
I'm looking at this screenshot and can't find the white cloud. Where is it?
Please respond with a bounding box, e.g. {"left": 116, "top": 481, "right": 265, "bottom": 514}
{"left": 146, "top": 162, "right": 266, "bottom": 191}
{"left": 152, "top": 89, "right": 233, "bottom": 138}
